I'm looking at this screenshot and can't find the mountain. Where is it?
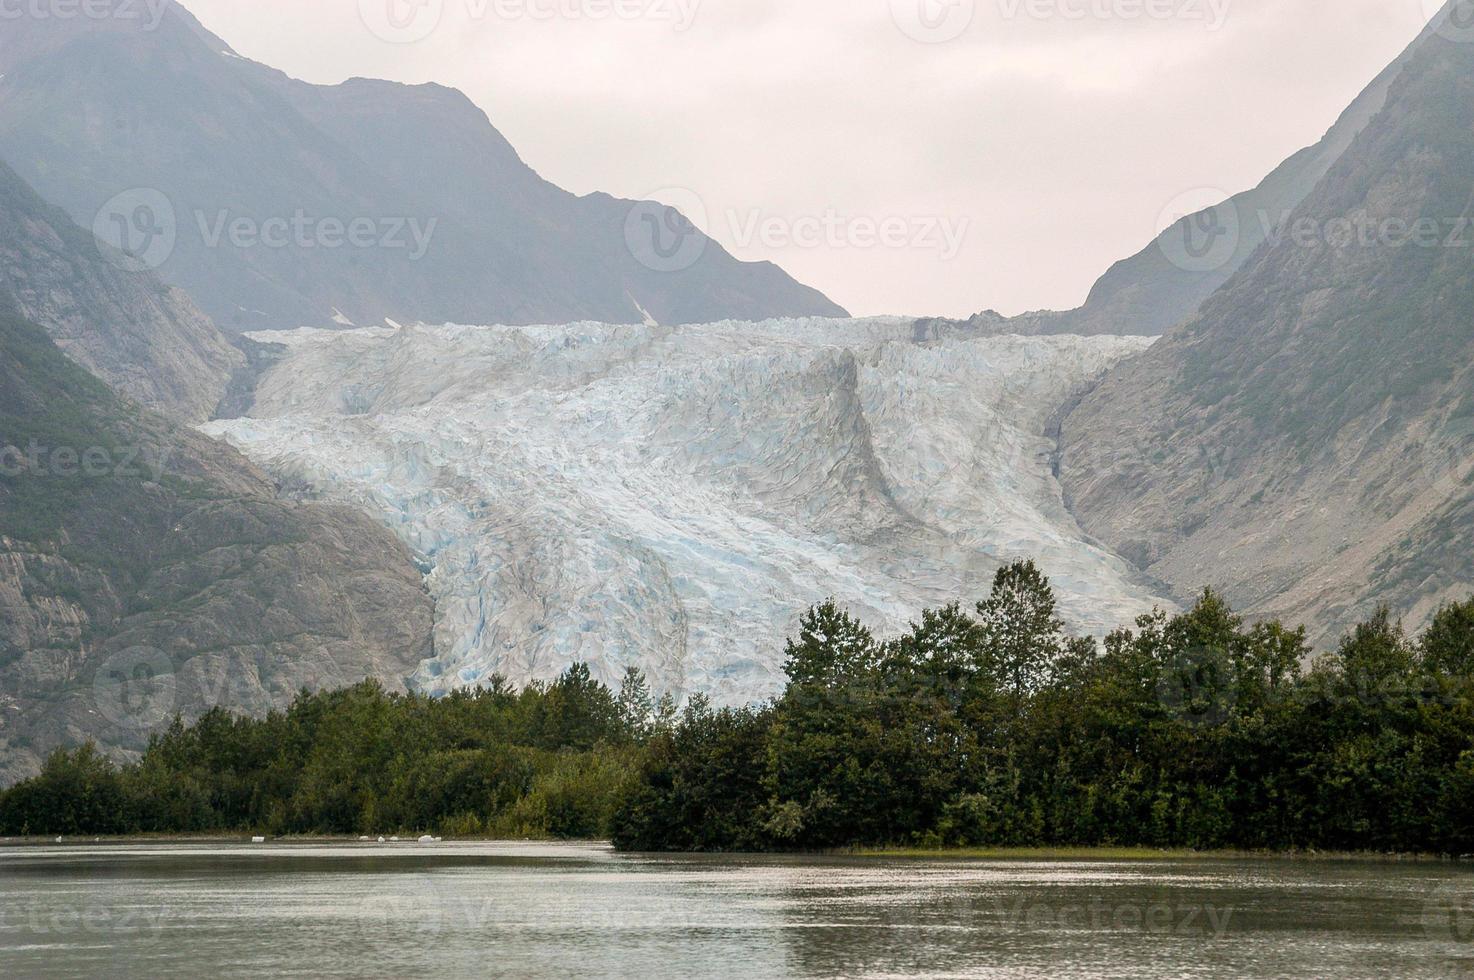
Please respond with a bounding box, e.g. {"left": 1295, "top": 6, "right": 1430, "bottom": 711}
{"left": 0, "top": 3, "right": 845, "bottom": 334}
{"left": 0, "top": 313, "right": 435, "bottom": 785}
{"left": 1057, "top": 4, "right": 1474, "bottom": 645}
{"left": 0, "top": 161, "right": 240, "bottom": 422}
{"left": 923, "top": 15, "right": 1439, "bottom": 340}
{"left": 202, "top": 318, "right": 1167, "bottom": 703}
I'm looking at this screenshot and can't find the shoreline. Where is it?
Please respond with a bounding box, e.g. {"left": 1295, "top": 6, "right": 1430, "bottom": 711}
{"left": 841, "top": 845, "right": 1470, "bottom": 863}
{"left": 2, "top": 836, "right": 1467, "bottom": 863}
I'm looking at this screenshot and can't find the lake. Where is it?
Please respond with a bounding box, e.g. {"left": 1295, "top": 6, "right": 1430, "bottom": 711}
{"left": 1, "top": 842, "right": 1470, "bottom": 978}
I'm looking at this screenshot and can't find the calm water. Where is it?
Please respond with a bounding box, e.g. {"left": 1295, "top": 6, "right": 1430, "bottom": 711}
{"left": 1, "top": 842, "right": 1471, "bottom": 979}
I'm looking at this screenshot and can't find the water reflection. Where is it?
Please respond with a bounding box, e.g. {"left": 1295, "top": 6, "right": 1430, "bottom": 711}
{"left": 0, "top": 843, "right": 1470, "bottom": 978}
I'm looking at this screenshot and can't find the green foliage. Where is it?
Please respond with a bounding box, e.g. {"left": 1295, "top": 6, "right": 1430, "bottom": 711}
{"left": 614, "top": 562, "right": 1474, "bottom": 854}
{"left": 9, "top": 559, "right": 1474, "bottom": 855}
{"left": 0, "top": 666, "right": 650, "bottom": 839}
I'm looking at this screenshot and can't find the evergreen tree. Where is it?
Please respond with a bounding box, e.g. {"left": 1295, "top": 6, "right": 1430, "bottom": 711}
{"left": 1420, "top": 598, "right": 1474, "bottom": 677}
{"left": 782, "top": 600, "right": 878, "bottom": 688}
{"left": 976, "top": 560, "right": 1064, "bottom": 702}
{"left": 616, "top": 667, "right": 655, "bottom": 740}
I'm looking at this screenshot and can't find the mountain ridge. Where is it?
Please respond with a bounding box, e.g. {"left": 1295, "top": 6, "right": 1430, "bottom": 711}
{"left": 1057, "top": 6, "right": 1474, "bottom": 644}
{"left": 0, "top": 161, "right": 240, "bottom": 422}
{"left": 921, "top": 13, "right": 1441, "bottom": 340}
{"left": 0, "top": 1, "right": 846, "bottom": 333}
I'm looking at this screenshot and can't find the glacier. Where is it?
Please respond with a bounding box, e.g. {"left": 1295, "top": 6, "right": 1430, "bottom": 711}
{"left": 201, "top": 317, "right": 1167, "bottom": 704}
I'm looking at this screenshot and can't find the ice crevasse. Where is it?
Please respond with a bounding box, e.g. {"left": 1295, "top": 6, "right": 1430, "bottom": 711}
{"left": 202, "top": 316, "right": 1167, "bottom": 704}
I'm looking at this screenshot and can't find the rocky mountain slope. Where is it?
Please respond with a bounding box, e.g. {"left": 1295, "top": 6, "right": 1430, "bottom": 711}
{"left": 924, "top": 14, "right": 1439, "bottom": 340}
{"left": 0, "top": 3, "right": 844, "bottom": 334}
{"left": 204, "top": 318, "right": 1166, "bottom": 703}
{"left": 0, "top": 313, "right": 434, "bottom": 785}
{"left": 1058, "top": 8, "right": 1474, "bottom": 645}
{"left": 0, "top": 161, "right": 240, "bottom": 423}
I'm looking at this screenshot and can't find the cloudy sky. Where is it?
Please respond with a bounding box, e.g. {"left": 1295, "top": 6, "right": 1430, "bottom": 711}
{"left": 185, "top": 0, "right": 1435, "bottom": 319}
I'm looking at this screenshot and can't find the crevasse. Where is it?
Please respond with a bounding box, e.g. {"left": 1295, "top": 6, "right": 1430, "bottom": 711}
{"left": 202, "top": 317, "right": 1166, "bottom": 703}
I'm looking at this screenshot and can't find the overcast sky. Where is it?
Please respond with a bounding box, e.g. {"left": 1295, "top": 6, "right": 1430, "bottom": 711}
{"left": 185, "top": 0, "right": 1435, "bottom": 319}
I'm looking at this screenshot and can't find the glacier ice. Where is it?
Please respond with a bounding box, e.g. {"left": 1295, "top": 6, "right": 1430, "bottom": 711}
{"left": 201, "top": 317, "right": 1166, "bottom": 704}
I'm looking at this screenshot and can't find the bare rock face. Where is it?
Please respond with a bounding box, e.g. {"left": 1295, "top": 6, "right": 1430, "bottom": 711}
{"left": 0, "top": 161, "right": 241, "bottom": 423}
{"left": 0, "top": 315, "right": 434, "bottom": 786}
{"left": 1058, "top": 14, "right": 1474, "bottom": 646}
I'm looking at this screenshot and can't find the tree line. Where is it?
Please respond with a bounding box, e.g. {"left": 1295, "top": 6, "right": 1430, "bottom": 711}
{"left": 5, "top": 561, "right": 1473, "bottom": 854}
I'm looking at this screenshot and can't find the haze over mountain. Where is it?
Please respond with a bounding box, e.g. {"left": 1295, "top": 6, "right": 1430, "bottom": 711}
{"left": 0, "top": 3, "right": 844, "bottom": 334}
{"left": 0, "top": 161, "right": 239, "bottom": 423}
{"left": 926, "top": 13, "right": 1444, "bottom": 340}
{"left": 1059, "top": 1, "right": 1474, "bottom": 644}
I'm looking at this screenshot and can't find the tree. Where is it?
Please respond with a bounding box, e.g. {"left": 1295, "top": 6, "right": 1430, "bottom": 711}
{"left": 976, "top": 560, "right": 1064, "bottom": 702}
{"left": 782, "top": 600, "right": 878, "bottom": 688}
{"left": 1421, "top": 598, "right": 1474, "bottom": 677}
{"left": 886, "top": 603, "right": 982, "bottom": 697}
{"left": 1335, "top": 607, "right": 1417, "bottom": 693}
{"left": 1156, "top": 589, "right": 1243, "bottom": 727}
{"left": 616, "top": 667, "right": 655, "bottom": 740}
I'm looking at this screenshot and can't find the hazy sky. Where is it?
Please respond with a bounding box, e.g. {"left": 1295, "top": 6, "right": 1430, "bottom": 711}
{"left": 185, "top": 0, "right": 1435, "bottom": 319}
